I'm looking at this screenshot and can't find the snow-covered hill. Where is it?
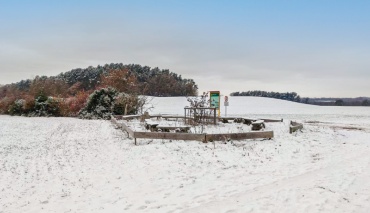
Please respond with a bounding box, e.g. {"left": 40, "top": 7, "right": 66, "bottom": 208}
{"left": 150, "top": 96, "right": 370, "bottom": 126}
{"left": 1, "top": 97, "right": 370, "bottom": 212}
{"left": 150, "top": 96, "right": 370, "bottom": 115}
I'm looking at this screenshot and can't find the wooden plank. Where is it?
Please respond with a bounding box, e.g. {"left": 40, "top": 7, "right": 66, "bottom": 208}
{"left": 252, "top": 120, "right": 264, "bottom": 124}
{"left": 261, "top": 118, "right": 283, "bottom": 123}
{"left": 220, "top": 118, "right": 229, "bottom": 123}
{"left": 120, "top": 121, "right": 135, "bottom": 137}
{"left": 155, "top": 126, "right": 190, "bottom": 133}
{"left": 111, "top": 116, "right": 119, "bottom": 125}
{"left": 251, "top": 120, "right": 265, "bottom": 130}
{"left": 111, "top": 117, "right": 135, "bottom": 137}
{"left": 290, "top": 125, "right": 303, "bottom": 134}
{"left": 241, "top": 118, "right": 283, "bottom": 123}
{"left": 162, "top": 115, "right": 187, "bottom": 119}
{"left": 149, "top": 114, "right": 163, "bottom": 119}
{"left": 241, "top": 118, "right": 255, "bottom": 125}
{"left": 156, "top": 126, "right": 190, "bottom": 130}
{"left": 290, "top": 121, "right": 303, "bottom": 134}
{"left": 120, "top": 115, "right": 140, "bottom": 120}
{"left": 134, "top": 132, "right": 205, "bottom": 141}
{"left": 111, "top": 116, "right": 133, "bottom": 136}
{"left": 206, "top": 131, "right": 274, "bottom": 141}
{"left": 233, "top": 118, "right": 244, "bottom": 123}
{"left": 241, "top": 117, "right": 257, "bottom": 121}
{"left": 112, "top": 115, "right": 123, "bottom": 120}
{"left": 290, "top": 121, "right": 301, "bottom": 126}
{"left": 220, "top": 117, "right": 239, "bottom": 120}
{"left": 113, "top": 114, "right": 141, "bottom": 120}
{"left": 145, "top": 119, "right": 159, "bottom": 125}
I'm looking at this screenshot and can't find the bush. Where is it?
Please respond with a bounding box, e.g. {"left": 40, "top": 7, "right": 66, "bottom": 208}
{"left": 0, "top": 97, "right": 16, "bottom": 114}
{"left": 113, "top": 93, "right": 139, "bottom": 115}
{"left": 1, "top": 94, "right": 59, "bottom": 117}
{"left": 30, "top": 93, "right": 61, "bottom": 117}
{"left": 78, "top": 87, "right": 118, "bottom": 120}
{"left": 78, "top": 87, "right": 141, "bottom": 120}
{"left": 8, "top": 99, "right": 26, "bottom": 116}
{"left": 59, "top": 91, "right": 90, "bottom": 117}
{"left": 23, "top": 95, "right": 35, "bottom": 114}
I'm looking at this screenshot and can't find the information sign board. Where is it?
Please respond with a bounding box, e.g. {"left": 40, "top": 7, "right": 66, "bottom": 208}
{"left": 209, "top": 91, "right": 220, "bottom": 109}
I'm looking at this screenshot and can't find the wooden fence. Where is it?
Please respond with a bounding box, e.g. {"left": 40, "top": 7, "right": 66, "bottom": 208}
{"left": 111, "top": 116, "right": 274, "bottom": 145}
{"left": 205, "top": 131, "right": 273, "bottom": 142}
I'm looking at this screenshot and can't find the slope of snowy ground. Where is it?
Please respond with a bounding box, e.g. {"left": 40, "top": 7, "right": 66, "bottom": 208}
{"left": 1, "top": 97, "right": 370, "bottom": 213}
{"left": 150, "top": 96, "right": 370, "bottom": 116}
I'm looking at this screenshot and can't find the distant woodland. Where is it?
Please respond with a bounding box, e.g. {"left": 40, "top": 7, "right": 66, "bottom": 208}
{"left": 0, "top": 63, "right": 198, "bottom": 117}
{"left": 230, "top": 91, "right": 302, "bottom": 102}
{"left": 231, "top": 90, "right": 370, "bottom": 106}
{"left": 307, "top": 97, "right": 370, "bottom": 106}
{"left": 1, "top": 63, "right": 198, "bottom": 97}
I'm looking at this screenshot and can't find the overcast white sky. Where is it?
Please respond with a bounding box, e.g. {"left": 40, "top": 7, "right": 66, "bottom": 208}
{"left": 1, "top": 1, "right": 370, "bottom": 97}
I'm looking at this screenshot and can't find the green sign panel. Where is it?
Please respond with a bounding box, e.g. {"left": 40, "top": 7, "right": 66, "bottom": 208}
{"left": 210, "top": 91, "right": 220, "bottom": 109}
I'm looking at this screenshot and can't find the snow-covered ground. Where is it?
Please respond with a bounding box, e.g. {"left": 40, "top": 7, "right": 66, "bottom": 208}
{"left": 1, "top": 97, "right": 370, "bottom": 213}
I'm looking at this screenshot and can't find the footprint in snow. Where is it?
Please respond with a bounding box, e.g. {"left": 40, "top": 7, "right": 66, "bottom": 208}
{"left": 138, "top": 205, "right": 147, "bottom": 210}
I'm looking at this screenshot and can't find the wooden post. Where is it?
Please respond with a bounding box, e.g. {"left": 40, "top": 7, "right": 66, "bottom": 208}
{"left": 124, "top": 104, "right": 128, "bottom": 115}
{"left": 134, "top": 138, "right": 137, "bottom": 145}
{"left": 214, "top": 108, "right": 216, "bottom": 125}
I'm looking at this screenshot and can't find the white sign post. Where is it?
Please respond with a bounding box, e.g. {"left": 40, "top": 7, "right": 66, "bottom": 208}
{"left": 224, "top": 96, "right": 229, "bottom": 116}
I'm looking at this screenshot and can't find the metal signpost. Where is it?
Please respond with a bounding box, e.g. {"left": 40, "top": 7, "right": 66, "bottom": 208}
{"left": 224, "top": 95, "right": 229, "bottom": 116}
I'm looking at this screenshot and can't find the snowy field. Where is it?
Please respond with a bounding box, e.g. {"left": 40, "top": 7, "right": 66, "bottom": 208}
{"left": 1, "top": 96, "right": 370, "bottom": 213}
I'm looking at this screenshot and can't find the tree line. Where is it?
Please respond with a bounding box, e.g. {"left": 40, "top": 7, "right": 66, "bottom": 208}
{"left": 230, "top": 90, "right": 370, "bottom": 106}
{"left": 1, "top": 63, "right": 198, "bottom": 97}
{"left": 230, "top": 90, "right": 302, "bottom": 102}
{"left": 310, "top": 98, "right": 370, "bottom": 106}
{"left": 0, "top": 63, "right": 198, "bottom": 117}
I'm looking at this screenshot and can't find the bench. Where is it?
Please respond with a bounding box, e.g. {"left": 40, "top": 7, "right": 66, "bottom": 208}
{"left": 290, "top": 121, "right": 303, "bottom": 134}
{"left": 230, "top": 117, "right": 257, "bottom": 125}
{"left": 220, "top": 117, "right": 237, "bottom": 123}
{"left": 155, "top": 126, "right": 191, "bottom": 133}
{"left": 219, "top": 117, "right": 257, "bottom": 125}
{"left": 234, "top": 118, "right": 244, "bottom": 123}
{"left": 251, "top": 120, "right": 265, "bottom": 130}
{"left": 144, "top": 119, "right": 160, "bottom": 131}
{"left": 241, "top": 118, "right": 257, "bottom": 125}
